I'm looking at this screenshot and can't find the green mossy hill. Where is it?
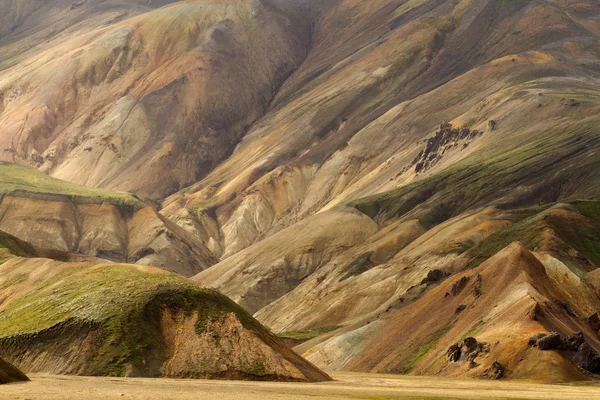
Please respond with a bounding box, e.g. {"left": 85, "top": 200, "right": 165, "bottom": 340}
{"left": 0, "top": 162, "right": 144, "bottom": 210}
{"left": 0, "top": 262, "right": 275, "bottom": 377}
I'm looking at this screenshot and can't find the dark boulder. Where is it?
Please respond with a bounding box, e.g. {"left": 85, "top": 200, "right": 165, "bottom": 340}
{"left": 573, "top": 343, "right": 600, "bottom": 374}
{"left": 447, "top": 337, "right": 490, "bottom": 365}
{"left": 421, "top": 269, "right": 447, "bottom": 285}
{"left": 451, "top": 276, "right": 470, "bottom": 296}
{"left": 483, "top": 360, "right": 504, "bottom": 380}
{"left": 471, "top": 274, "right": 483, "bottom": 298}
{"left": 528, "top": 333, "right": 548, "bottom": 347}
{"left": 565, "top": 331, "right": 585, "bottom": 352}
{"left": 537, "top": 332, "right": 565, "bottom": 350}
{"left": 529, "top": 303, "right": 542, "bottom": 321}
{"left": 588, "top": 313, "right": 600, "bottom": 334}
{"left": 558, "top": 301, "right": 577, "bottom": 318}
{"left": 447, "top": 344, "right": 461, "bottom": 362}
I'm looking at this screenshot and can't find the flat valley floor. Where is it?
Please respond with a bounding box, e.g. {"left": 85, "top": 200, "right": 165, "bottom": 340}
{"left": 3, "top": 372, "right": 600, "bottom": 400}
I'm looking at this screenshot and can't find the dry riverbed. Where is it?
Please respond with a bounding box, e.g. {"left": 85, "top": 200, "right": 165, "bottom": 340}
{"left": 3, "top": 372, "right": 600, "bottom": 400}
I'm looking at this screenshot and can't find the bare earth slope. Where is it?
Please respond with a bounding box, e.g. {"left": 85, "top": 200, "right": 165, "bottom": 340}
{"left": 0, "top": 0, "right": 312, "bottom": 199}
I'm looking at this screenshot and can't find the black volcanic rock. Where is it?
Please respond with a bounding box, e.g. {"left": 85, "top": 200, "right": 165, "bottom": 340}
{"left": 537, "top": 332, "right": 565, "bottom": 350}
{"left": 573, "top": 343, "right": 600, "bottom": 374}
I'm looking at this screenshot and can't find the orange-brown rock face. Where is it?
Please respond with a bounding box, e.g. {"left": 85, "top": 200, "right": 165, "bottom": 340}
{"left": 0, "top": 0, "right": 312, "bottom": 199}
{"left": 0, "top": 193, "right": 216, "bottom": 276}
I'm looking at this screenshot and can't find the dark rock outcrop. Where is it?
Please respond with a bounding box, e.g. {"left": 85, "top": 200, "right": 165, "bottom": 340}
{"left": 588, "top": 313, "right": 600, "bottom": 334}
{"left": 455, "top": 304, "right": 467, "bottom": 314}
{"left": 447, "top": 337, "right": 489, "bottom": 364}
{"left": 558, "top": 301, "right": 577, "bottom": 318}
{"left": 537, "top": 332, "right": 565, "bottom": 350}
{"left": 451, "top": 276, "right": 470, "bottom": 296}
{"left": 528, "top": 333, "right": 548, "bottom": 346}
{"left": 530, "top": 331, "right": 600, "bottom": 374}
{"left": 529, "top": 303, "right": 543, "bottom": 321}
{"left": 421, "top": 269, "right": 447, "bottom": 285}
{"left": 573, "top": 343, "right": 600, "bottom": 374}
{"left": 565, "top": 331, "right": 585, "bottom": 352}
{"left": 483, "top": 360, "right": 504, "bottom": 380}
{"left": 447, "top": 344, "right": 461, "bottom": 362}
{"left": 471, "top": 274, "right": 483, "bottom": 298}
{"left": 413, "top": 123, "right": 483, "bottom": 173}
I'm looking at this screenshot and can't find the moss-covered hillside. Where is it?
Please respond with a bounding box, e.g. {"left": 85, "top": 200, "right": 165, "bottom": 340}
{"left": 0, "top": 162, "right": 143, "bottom": 209}
{"left": 0, "top": 259, "right": 330, "bottom": 382}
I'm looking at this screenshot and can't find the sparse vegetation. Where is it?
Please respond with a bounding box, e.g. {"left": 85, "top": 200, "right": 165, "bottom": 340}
{"left": 278, "top": 326, "right": 342, "bottom": 342}
{"left": 464, "top": 212, "right": 545, "bottom": 270}
{"left": 391, "top": 325, "right": 451, "bottom": 374}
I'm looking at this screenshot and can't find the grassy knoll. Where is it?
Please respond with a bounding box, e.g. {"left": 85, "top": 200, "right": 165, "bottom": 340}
{"left": 0, "top": 262, "right": 265, "bottom": 376}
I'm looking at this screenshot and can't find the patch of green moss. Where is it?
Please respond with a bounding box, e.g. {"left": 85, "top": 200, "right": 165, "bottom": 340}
{"left": 462, "top": 320, "right": 485, "bottom": 340}
{"left": 243, "top": 361, "right": 266, "bottom": 377}
{"left": 550, "top": 201, "right": 600, "bottom": 268}
{"left": 389, "top": 325, "right": 451, "bottom": 374}
{"left": 277, "top": 326, "right": 342, "bottom": 342}
{"left": 193, "top": 305, "right": 226, "bottom": 336}
{"left": 464, "top": 213, "right": 544, "bottom": 270}
{"left": 0, "top": 162, "right": 144, "bottom": 210}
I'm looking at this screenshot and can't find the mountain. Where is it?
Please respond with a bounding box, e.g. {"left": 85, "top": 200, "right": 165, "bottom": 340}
{"left": 2, "top": 0, "right": 600, "bottom": 382}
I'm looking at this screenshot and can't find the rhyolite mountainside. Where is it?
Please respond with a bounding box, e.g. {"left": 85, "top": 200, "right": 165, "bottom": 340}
{"left": 2, "top": 0, "right": 600, "bottom": 382}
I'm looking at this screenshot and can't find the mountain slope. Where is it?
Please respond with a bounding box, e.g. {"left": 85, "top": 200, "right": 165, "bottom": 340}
{"left": 302, "top": 242, "right": 600, "bottom": 382}
{"left": 0, "top": 0, "right": 312, "bottom": 199}
{"left": 162, "top": 0, "right": 600, "bottom": 282}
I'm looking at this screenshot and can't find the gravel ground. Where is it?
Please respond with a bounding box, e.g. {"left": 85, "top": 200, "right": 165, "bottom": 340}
{"left": 3, "top": 371, "right": 600, "bottom": 400}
